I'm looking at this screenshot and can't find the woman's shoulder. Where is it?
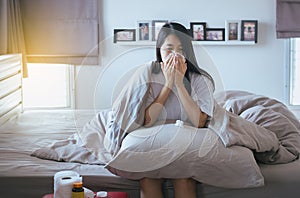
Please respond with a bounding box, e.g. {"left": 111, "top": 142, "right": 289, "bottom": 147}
{"left": 189, "top": 72, "right": 214, "bottom": 89}
{"left": 131, "top": 60, "right": 158, "bottom": 74}
{"left": 189, "top": 72, "right": 207, "bottom": 81}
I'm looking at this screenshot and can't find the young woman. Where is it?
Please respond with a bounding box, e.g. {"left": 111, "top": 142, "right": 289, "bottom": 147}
{"left": 140, "top": 22, "right": 215, "bottom": 198}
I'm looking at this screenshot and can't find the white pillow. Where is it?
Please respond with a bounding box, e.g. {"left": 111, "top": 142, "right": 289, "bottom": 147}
{"left": 106, "top": 124, "right": 264, "bottom": 189}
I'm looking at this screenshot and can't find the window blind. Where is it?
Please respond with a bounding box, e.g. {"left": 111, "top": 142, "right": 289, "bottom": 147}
{"left": 276, "top": 0, "right": 300, "bottom": 38}
{"left": 20, "top": 0, "right": 99, "bottom": 65}
{"left": 0, "top": 0, "right": 8, "bottom": 54}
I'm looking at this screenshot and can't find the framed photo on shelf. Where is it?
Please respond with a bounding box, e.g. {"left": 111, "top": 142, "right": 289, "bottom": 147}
{"left": 225, "top": 20, "right": 240, "bottom": 41}
{"left": 206, "top": 28, "right": 225, "bottom": 41}
{"left": 241, "top": 20, "right": 258, "bottom": 43}
{"left": 113, "top": 29, "right": 136, "bottom": 43}
{"left": 190, "top": 22, "right": 206, "bottom": 41}
{"left": 152, "top": 20, "right": 168, "bottom": 41}
{"left": 137, "top": 21, "right": 151, "bottom": 41}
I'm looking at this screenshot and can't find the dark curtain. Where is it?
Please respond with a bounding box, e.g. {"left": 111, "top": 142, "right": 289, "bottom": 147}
{"left": 276, "top": 0, "right": 300, "bottom": 38}
{"left": 20, "top": 0, "right": 99, "bottom": 65}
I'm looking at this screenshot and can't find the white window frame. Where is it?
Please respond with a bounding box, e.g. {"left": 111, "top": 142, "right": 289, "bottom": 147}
{"left": 22, "top": 64, "right": 75, "bottom": 110}
{"left": 285, "top": 39, "right": 300, "bottom": 119}
{"left": 66, "top": 64, "right": 75, "bottom": 109}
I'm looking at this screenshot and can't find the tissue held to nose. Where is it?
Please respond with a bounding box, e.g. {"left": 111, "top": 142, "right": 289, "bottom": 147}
{"left": 162, "top": 51, "right": 186, "bottom": 63}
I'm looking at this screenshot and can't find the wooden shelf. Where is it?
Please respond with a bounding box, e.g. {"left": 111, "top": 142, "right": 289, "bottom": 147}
{"left": 115, "top": 40, "right": 256, "bottom": 46}
{"left": 192, "top": 40, "right": 256, "bottom": 46}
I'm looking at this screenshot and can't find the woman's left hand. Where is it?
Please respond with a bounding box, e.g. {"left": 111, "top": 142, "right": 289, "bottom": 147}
{"left": 174, "top": 56, "right": 187, "bottom": 87}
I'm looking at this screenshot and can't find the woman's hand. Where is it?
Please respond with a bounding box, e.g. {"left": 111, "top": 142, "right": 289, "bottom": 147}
{"left": 174, "top": 55, "right": 187, "bottom": 88}
{"left": 161, "top": 55, "right": 175, "bottom": 88}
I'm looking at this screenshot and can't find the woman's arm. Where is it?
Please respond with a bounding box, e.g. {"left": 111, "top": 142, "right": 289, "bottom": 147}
{"left": 174, "top": 58, "right": 208, "bottom": 128}
{"left": 176, "top": 84, "right": 208, "bottom": 128}
{"left": 144, "top": 59, "right": 175, "bottom": 127}
{"left": 144, "top": 85, "right": 172, "bottom": 127}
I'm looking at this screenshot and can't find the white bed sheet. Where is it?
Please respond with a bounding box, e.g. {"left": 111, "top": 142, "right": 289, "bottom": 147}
{"left": 0, "top": 110, "right": 140, "bottom": 198}
{"left": 1, "top": 110, "right": 300, "bottom": 198}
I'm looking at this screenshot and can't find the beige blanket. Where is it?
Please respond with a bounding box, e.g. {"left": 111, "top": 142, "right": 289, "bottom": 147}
{"left": 32, "top": 63, "right": 300, "bottom": 165}
{"left": 214, "top": 90, "right": 300, "bottom": 164}
{"left": 31, "top": 63, "right": 300, "bottom": 188}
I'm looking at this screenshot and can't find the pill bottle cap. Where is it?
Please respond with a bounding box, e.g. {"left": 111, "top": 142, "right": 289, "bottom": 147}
{"left": 73, "top": 182, "right": 83, "bottom": 188}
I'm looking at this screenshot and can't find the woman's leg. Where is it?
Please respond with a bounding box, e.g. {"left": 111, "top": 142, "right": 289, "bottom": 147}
{"left": 140, "top": 178, "right": 164, "bottom": 198}
{"left": 172, "top": 178, "right": 197, "bottom": 198}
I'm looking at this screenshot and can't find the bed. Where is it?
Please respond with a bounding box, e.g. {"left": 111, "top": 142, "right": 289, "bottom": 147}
{"left": 1, "top": 55, "right": 300, "bottom": 198}
{"left": 0, "top": 110, "right": 141, "bottom": 197}
{"left": 1, "top": 102, "right": 300, "bottom": 198}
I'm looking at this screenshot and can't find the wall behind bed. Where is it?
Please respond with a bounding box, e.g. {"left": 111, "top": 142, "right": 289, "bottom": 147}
{"left": 76, "top": 0, "right": 286, "bottom": 111}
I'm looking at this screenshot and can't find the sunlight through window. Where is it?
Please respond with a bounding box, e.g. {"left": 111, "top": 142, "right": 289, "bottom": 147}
{"left": 22, "top": 64, "right": 73, "bottom": 108}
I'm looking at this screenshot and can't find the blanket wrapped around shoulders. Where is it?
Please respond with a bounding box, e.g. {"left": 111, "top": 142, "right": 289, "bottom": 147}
{"left": 101, "top": 61, "right": 154, "bottom": 157}
{"left": 78, "top": 61, "right": 156, "bottom": 161}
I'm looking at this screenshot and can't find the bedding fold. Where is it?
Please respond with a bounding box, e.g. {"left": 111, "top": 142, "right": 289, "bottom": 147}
{"left": 101, "top": 62, "right": 153, "bottom": 157}
{"left": 214, "top": 90, "right": 300, "bottom": 164}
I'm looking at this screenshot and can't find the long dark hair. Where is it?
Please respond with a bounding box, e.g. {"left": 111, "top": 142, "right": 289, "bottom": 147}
{"left": 154, "top": 22, "right": 215, "bottom": 92}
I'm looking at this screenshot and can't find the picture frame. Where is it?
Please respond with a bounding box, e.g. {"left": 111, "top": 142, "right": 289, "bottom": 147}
{"left": 137, "top": 21, "right": 151, "bottom": 41}
{"left": 113, "top": 29, "right": 136, "bottom": 43}
{"left": 241, "top": 20, "right": 258, "bottom": 43}
{"left": 225, "top": 20, "right": 241, "bottom": 41}
{"left": 206, "top": 28, "right": 225, "bottom": 41}
{"left": 152, "top": 20, "right": 168, "bottom": 41}
{"left": 190, "top": 22, "right": 206, "bottom": 41}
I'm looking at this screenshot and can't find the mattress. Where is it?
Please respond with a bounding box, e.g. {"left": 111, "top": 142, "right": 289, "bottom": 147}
{"left": 0, "top": 110, "right": 300, "bottom": 198}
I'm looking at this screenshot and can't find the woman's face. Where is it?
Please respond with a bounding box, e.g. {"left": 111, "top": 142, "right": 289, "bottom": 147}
{"left": 160, "top": 34, "right": 184, "bottom": 63}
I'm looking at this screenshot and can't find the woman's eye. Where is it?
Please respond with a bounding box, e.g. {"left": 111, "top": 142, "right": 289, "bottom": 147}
{"left": 177, "top": 48, "right": 183, "bottom": 53}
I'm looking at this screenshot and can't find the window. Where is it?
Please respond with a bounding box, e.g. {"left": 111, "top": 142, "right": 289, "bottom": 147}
{"left": 22, "top": 64, "right": 74, "bottom": 109}
{"left": 289, "top": 38, "right": 300, "bottom": 106}
{"left": 20, "top": 0, "right": 99, "bottom": 65}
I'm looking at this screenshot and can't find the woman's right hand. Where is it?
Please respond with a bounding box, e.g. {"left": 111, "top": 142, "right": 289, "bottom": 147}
{"left": 161, "top": 55, "right": 175, "bottom": 89}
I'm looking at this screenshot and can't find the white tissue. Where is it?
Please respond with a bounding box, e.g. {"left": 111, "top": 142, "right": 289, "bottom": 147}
{"left": 175, "top": 120, "right": 184, "bottom": 127}
{"left": 54, "top": 170, "right": 82, "bottom": 198}
{"left": 162, "top": 51, "right": 186, "bottom": 63}
{"left": 96, "top": 191, "right": 108, "bottom": 197}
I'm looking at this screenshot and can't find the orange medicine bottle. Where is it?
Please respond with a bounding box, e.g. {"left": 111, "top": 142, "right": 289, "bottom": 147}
{"left": 72, "top": 182, "right": 84, "bottom": 198}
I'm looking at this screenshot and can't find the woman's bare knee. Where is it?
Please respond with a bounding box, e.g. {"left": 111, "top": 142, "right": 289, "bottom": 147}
{"left": 140, "top": 178, "right": 164, "bottom": 198}
{"left": 172, "top": 178, "right": 196, "bottom": 198}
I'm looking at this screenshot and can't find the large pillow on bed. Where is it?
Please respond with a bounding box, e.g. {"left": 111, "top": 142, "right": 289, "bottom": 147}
{"left": 106, "top": 123, "right": 264, "bottom": 189}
